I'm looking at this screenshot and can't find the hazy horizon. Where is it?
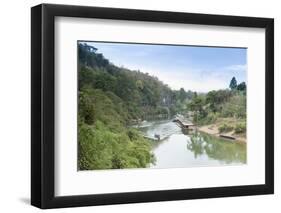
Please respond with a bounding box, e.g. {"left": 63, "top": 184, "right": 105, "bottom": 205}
{"left": 80, "top": 41, "right": 247, "bottom": 92}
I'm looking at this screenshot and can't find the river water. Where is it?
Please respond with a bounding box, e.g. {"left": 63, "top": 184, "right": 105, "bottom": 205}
{"left": 135, "top": 119, "right": 246, "bottom": 169}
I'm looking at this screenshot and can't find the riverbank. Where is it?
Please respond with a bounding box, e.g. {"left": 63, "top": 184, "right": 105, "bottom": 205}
{"left": 139, "top": 119, "right": 247, "bottom": 168}
{"left": 197, "top": 118, "right": 246, "bottom": 144}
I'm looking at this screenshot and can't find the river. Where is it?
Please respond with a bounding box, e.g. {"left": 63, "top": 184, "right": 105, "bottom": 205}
{"left": 135, "top": 119, "right": 246, "bottom": 169}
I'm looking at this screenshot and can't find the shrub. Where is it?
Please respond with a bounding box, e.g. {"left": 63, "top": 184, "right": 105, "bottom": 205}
{"left": 234, "top": 122, "right": 246, "bottom": 134}
{"left": 78, "top": 120, "right": 155, "bottom": 170}
{"left": 219, "top": 123, "right": 233, "bottom": 133}
{"left": 204, "top": 112, "right": 218, "bottom": 124}
{"left": 221, "top": 95, "right": 246, "bottom": 119}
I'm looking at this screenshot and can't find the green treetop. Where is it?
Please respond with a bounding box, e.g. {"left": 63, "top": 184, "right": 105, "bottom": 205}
{"left": 229, "top": 77, "right": 237, "bottom": 90}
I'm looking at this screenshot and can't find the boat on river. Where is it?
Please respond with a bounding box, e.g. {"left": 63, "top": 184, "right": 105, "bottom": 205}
{"left": 219, "top": 134, "right": 236, "bottom": 141}
{"left": 172, "top": 115, "right": 195, "bottom": 129}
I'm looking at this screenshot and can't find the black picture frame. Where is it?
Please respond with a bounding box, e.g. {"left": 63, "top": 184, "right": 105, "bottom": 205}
{"left": 31, "top": 3, "right": 274, "bottom": 209}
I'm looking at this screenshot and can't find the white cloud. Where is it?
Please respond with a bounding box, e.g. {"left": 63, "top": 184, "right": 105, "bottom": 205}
{"left": 138, "top": 67, "right": 228, "bottom": 92}
{"left": 111, "top": 61, "right": 248, "bottom": 92}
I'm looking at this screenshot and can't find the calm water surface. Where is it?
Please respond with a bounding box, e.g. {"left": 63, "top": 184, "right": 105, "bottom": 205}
{"left": 136, "top": 119, "right": 246, "bottom": 169}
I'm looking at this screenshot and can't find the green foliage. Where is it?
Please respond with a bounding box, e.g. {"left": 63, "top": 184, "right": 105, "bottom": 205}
{"left": 187, "top": 94, "right": 207, "bottom": 124}
{"left": 136, "top": 80, "right": 144, "bottom": 90}
{"left": 188, "top": 84, "right": 246, "bottom": 125}
{"left": 234, "top": 122, "right": 246, "bottom": 134}
{"left": 206, "top": 89, "right": 233, "bottom": 113}
{"left": 221, "top": 95, "right": 246, "bottom": 119}
{"left": 79, "top": 43, "right": 109, "bottom": 67}
{"left": 188, "top": 94, "right": 205, "bottom": 112}
{"left": 179, "top": 88, "right": 187, "bottom": 102}
{"left": 78, "top": 122, "right": 113, "bottom": 170}
{"left": 204, "top": 112, "right": 218, "bottom": 124}
{"left": 78, "top": 43, "right": 181, "bottom": 120}
{"left": 78, "top": 43, "right": 247, "bottom": 170}
{"left": 78, "top": 43, "right": 162, "bottom": 170}
{"left": 229, "top": 77, "right": 237, "bottom": 90}
{"left": 237, "top": 82, "right": 246, "bottom": 92}
{"left": 78, "top": 121, "right": 155, "bottom": 170}
{"left": 218, "top": 123, "right": 234, "bottom": 133}
{"left": 78, "top": 89, "right": 95, "bottom": 125}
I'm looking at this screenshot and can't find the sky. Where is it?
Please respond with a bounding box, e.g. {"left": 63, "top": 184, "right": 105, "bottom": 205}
{"left": 81, "top": 41, "right": 247, "bottom": 92}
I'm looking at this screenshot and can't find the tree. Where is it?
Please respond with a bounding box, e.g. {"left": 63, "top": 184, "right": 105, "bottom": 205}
{"left": 206, "top": 90, "right": 217, "bottom": 112}
{"left": 79, "top": 89, "right": 95, "bottom": 125}
{"left": 136, "top": 80, "right": 144, "bottom": 90}
{"left": 186, "top": 90, "right": 194, "bottom": 100}
{"left": 191, "top": 96, "right": 204, "bottom": 113}
{"left": 179, "top": 88, "right": 186, "bottom": 102}
{"left": 237, "top": 82, "right": 246, "bottom": 91}
{"left": 229, "top": 77, "right": 237, "bottom": 90}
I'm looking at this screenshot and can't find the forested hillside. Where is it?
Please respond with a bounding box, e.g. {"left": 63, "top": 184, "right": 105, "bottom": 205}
{"left": 78, "top": 43, "right": 195, "bottom": 122}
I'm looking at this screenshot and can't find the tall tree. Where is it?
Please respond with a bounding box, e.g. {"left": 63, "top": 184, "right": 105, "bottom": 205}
{"left": 179, "top": 88, "right": 186, "bottom": 102}
{"left": 237, "top": 82, "right": 246, "bottom": 91}
{"left": 229, "top": 77, "right": 237, "bottom": 90}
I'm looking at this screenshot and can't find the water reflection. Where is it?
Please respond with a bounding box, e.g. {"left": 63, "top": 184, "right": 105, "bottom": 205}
{"left": 188, "top": 132, "right": 246, "bottom": 164}
{"left": 135, "top": 119, "right": 246, "bottom": 168}
{"left": 137, "top": 119, "right": 181, "bottom": 139}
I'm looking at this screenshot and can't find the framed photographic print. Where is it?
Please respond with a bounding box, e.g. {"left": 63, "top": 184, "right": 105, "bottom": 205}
{"left": 31, "top": 3, "right": 274, "bottom": 209}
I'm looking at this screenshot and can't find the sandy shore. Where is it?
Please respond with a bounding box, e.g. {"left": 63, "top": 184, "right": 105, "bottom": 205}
{"left": 197, "top": 124, "right": 246, "bottom": 144}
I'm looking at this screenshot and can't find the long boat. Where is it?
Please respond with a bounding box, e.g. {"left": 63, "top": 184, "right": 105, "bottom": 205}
{"left": 219, "top": 134, "right": 236, "bottom": 140}
{"left": 172, "top": 116, "right": 195, "bottom": 129}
